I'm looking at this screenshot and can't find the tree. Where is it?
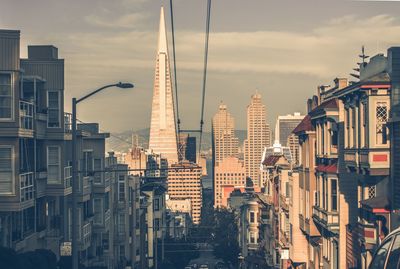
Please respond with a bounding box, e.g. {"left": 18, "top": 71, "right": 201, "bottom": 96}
{"left": 212, "top": 209, "right": 240, "bottom": 266}
{"left": 162, "top": 237, "right": 200, "bottom": 269}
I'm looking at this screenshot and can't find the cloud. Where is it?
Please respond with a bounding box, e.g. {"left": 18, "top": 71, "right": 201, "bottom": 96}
{"left": 85, "top": 13, "right": 149, "bottom": 29}
{"left": 35, "top": 13, "right": 400, "bottom": 131}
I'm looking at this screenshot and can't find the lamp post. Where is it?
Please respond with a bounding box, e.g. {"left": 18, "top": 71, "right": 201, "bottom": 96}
{"left": 71, "top": 82, "right": 134, "bottom": 269}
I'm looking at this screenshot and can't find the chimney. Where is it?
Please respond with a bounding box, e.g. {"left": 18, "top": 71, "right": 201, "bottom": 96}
{"left": 334, "top": 77, "right": 348, "bottom": 90}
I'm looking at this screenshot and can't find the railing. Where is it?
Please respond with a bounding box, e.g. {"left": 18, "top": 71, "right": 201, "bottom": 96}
{"left": 312, "top": 206, "right": 339, "bottom": 230}
{"left": 105, "top": 210, "right": 111, "bottom": 228}
{"left": 83, "top": 176, "right": 91, "bottom": 195}
{"left": 19, "top": 100, "right": 34, "bottom": 130}
{"left": 20, "top": 172, "right": 34, "bottom": 202}
{"left": 64, "top": 112, "right": 72, "bottom": 133}
{"left": 64, "top": 166, "right": 72, "bottom": 188}
{"left": 81, "top": 221, "right": 92, "bottom": 247}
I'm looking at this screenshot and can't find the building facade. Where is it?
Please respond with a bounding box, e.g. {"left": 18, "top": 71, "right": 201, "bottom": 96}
{"left": 244, "top": 92, "right": 271, "bottom": 187}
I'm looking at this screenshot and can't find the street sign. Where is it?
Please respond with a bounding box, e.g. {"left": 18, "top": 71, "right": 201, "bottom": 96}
{"left": 60, "top": 242, "right": 72, "bottom": 256}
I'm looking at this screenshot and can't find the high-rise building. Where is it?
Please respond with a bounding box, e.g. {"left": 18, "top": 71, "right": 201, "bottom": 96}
{"left": 212, "top": 103, "right": 239, "bottom": 164}
{"left": 168, "top": 162, "right": 202, "bottom": 224}
{"left": 286, "top": 133, "right": 300, "bottom": 166}
{"left": 214, "top": 157, "right": 246, "bottom": 208}
{"left": 212, "top": 103, "right": 239, "bottom": 206}
{"left": 244, "top": 92, "right": 271, "bottom": 187}
{"left": 178, "top": 133, "right": 196, "bottom": 163}
{"left": 275, "top": 112, "right": 304, "bottom": 145}
{"left": 148, "top": 7, "right": 178, "bottom": 164}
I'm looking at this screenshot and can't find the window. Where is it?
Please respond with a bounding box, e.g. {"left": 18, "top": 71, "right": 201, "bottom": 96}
{"left": 47, "top": 146, "right": 60, "bottom": 184}
{"left": 154, "top": 218, "right": 160, "bottom": 231}
{"left": 299, "top": 190, "right": 304, "bottom": 215}
{"left": 386, "top": 235, "right": 400, "bottom": 269}
{"left": 93, "top": 158, "right": 102, "bottom": 183}
{"left": 250, "top": 211, "right": 255, "bottom": 223}
{"left": 118, "top": 182, "right": 125, "bottom": 202}
{"left": 368, "top": 185, "right": 376, "bottom": 199}
{"left": 47, "top": 91, "right": 60, "bottom": 128}
{"left": 0, "top": 146, "right": 14, "bottom": 194}
{"left": 376, "top": 102, "right": 388, "bottom": 145}
{"left": 331, "top": 179, "right": 338, "bottom": 211}
{"left": 369, "top": 238, "right": 393, "bottom": 269}
{"left": 83, "top": 151, "right": 93, "bottom": 177}
{"left": 0, "top": 73, "right": 13, "bottom": 120}
{"left": 249, "top": 232, "right": 255, "bottom": 244}
{"left": 306, "top": 190, "right": 310, "bottom": 218}
{"left": 153, "top": 198, "right": 160, "bottom": 211}
{"left": 93, "top": 198, "right": 103, "bottom": 224}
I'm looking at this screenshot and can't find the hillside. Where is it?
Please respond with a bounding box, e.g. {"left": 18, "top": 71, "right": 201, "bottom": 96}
{"left": 106, "top": 128, "right": 247, "bottom": 154}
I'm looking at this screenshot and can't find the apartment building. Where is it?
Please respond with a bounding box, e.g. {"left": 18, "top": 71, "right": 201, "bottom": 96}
{"left": 293, "top": 114, "right": 321, "bottom": 269}
{"left": 141, "top": 182, "right": 166, "bottom": 268}
{"left": 0, "top": 30, "right": 71, "bottom": 257}
{"left": 334, "top": 54, "right": 392, "bottom": 268}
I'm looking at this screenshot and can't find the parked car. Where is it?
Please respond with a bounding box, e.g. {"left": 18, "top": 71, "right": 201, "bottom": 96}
{"left": 369, "top": 227, "right": 400, "bottom": 268}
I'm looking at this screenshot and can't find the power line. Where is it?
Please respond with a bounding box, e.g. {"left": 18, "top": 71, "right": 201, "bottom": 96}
{"left": 169, "top": 0, "right": 181, "bottom": 151}
{"left": 198, "top": 0, "right": 212, "bottom": 156}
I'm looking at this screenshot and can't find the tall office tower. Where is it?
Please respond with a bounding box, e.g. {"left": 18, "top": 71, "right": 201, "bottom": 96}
{"left": 178, "top": 133, "right": 196, "bottom": 163}
{"left": 212, "top": 103, "right": 239, "bottom": 206}
{"left": 244, "top": 92, "right": 271, "bottom": 187}
{"left": 275, "top": 112, "right": 304, "bottom": 146}
{"left": 212, "top": 103, "right": 239, "bottom": 164}
{"left": 286, "top": 133, "right": 300, "bottom": 166}
{"left": 148, "top": 7, "right": 178, "bottom": 164}
{"left": 214, "top": 157, "right": 246, "bottom": 208}
{"left": 168, "top": 162, "right": 203, "bottom": 224}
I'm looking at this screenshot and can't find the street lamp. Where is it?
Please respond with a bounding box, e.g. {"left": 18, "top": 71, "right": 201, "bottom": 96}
{"left": 71, "top": 82, "right": 134, "bottom": 269}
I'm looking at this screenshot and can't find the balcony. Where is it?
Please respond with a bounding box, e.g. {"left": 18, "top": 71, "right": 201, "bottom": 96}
{"left": 20, "top": 172, "right": 34, "bottom": 203}
{"left": 83, "top": 176, "right": 92, "bottom": 196}
{"left": 359, "top": 150, "right": 390, "bottom": 175}
{"left": 80, "top": 221, "right": 92, "bottom": 250}
{"left": 19, "top": 101, "right": 34, "bottom": 129}
{"left": 312, "top": 206, "right": 339, "bottom": 233}
{"left": 64, "top": 166, "right": 72, "bottom": 189}
{"left": 344, "top": 150, "right": 358, "bottom": 169}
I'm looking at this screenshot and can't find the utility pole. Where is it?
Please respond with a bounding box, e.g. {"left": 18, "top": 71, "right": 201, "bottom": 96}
{"left": 71, "top": 97, "right": 78, "bottom": 269}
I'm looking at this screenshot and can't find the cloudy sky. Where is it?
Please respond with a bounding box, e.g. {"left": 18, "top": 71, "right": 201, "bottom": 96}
{"left": 1, "top": 0, "right": 400, "bottom": 132}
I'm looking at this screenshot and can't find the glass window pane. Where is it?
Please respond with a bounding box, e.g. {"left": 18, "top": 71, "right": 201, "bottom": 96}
{"left": 369, "top": 238, "right": 393, "bottom": 269}
{"left": 387, "top": 234, "right": 400, "bottom": 269}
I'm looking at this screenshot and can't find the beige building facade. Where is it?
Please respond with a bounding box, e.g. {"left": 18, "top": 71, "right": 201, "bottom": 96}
{"left": 167, "top": 162, "right": 202, "bottom": 224}
{"left": 214, "top": 156, "right": 246, "bottom": 208}
{"left": 244, "top": 92, "right": 271, "bottom": 187}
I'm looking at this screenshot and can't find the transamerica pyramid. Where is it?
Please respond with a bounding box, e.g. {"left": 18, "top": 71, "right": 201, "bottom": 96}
{"left": 148, "top": 7, "right": 179, "bottom": 164}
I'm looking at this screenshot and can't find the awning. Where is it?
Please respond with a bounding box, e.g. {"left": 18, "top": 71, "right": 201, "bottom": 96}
{"left": 360, "top": 196, "right": 391, "bottom": 213}
{"left": 316, "top": 164, "right": 338, "bottom": 173}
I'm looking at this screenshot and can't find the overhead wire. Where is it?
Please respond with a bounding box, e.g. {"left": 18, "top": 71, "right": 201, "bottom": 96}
{"left": 198, "top": 0, "right": 212, "bottom": 156}
{"left": 169, "top": 0, "right": 182, "bottom": 161}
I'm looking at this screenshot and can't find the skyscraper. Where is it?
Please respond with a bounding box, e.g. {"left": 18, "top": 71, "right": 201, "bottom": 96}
{"left": 148, "top": 7, "right": 178, "bottom": 164}
{"left": 275, "top": 112, "right": 304, "bottom": 146}
{"left": 244, "top": 92, "right": 271, "bottom": 187}
{"left": 212, "top": 103, "right": 239, "bottom": 164}
{"left": 212, "top": 103, "right": 239, "bottom": 207}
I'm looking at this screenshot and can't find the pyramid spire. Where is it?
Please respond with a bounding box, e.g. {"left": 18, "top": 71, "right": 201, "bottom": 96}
{"left": 148, "top": 7, "right": 178, "bottom": 164}
{"left": 157, "top": 7, "right": 168, "bottom": 54}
